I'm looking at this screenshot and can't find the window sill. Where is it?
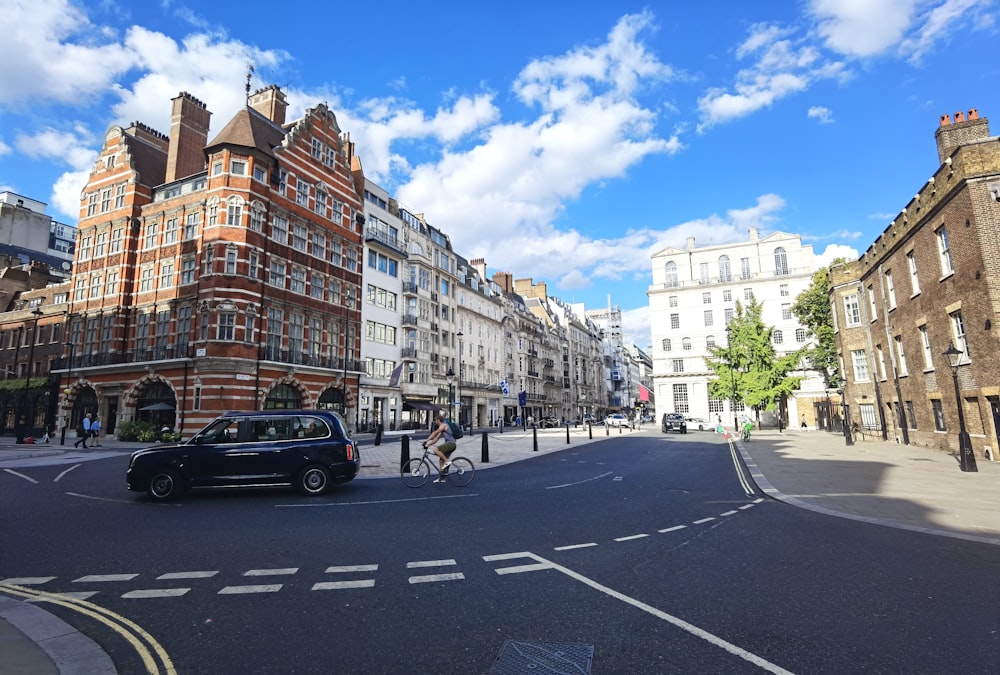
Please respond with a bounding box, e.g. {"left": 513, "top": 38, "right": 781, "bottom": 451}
{"left": 910, "top": 292, "right": 921, "bottom": 299}
{"left": 939, "top": 272, "right": 954, "bottom": 282}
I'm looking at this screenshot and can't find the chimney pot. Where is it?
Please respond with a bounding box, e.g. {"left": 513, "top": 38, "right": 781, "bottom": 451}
{"left": 968, "top": 108, "right": 979, "bottom": 120}
{"left": 954, "top": 111, "right": 966, "bottom": 123}
{"left": 940, "top": 114, "right": 952, "bottom": 126}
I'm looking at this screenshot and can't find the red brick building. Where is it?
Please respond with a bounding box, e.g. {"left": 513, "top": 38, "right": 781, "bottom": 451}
{"left": 832, "top": 109, "right": 1000, "bottom": 461}
{"left": 63, "top": 86, "right": 364, "bottom": 437}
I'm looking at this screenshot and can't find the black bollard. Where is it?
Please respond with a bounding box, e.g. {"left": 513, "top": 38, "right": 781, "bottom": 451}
{"left": 588, "top": 422, "right": 593, "bottom": 439}
{"left": 619, "top": 423, "right": 622, "bottom": 435}
{"left": 532, "top": 426, "right": 538, "bottom": 452}
{"left": 565, "top": 423, "right": 570, "bottom": 444}
{"left": 400, "top": 434, "right": 410, "bottom": 471}
{"left": 374, "top": 424, "right": 384, "bottom": 446}
{"left": 481, "top": 431, "right": 490, "bottom": 464}
{"left": 605, "top": 423, "right": 609, "bottom": 436}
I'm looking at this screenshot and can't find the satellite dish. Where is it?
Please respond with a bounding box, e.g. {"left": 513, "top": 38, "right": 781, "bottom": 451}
{"left": 62, "top": 262, "right": 71, "bottom": 270}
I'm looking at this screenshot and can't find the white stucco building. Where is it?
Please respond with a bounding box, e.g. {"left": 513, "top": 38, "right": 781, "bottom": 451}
{"left": 648, "top": 228, "right": 827, "bottom": 426}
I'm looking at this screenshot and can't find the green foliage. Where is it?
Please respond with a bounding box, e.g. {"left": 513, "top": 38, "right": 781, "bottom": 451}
{"left": 704, "top": 297, "right": 806, "bottom": 415}
{"left": 791, "top": 267, "right": 842, "bottom": 387}
{"left": 0, "top": 377, "right": 50, "bottom": 391}
{"left": 117, "top": 420, "right": 157, "bottom": 443}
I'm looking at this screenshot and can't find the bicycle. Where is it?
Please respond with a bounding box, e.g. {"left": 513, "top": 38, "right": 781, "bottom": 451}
{"left": 400, "top": 445, "right": 476, "bottom": 487}
{"left": 741, "top": 424, "right": 752, "bottom": 442}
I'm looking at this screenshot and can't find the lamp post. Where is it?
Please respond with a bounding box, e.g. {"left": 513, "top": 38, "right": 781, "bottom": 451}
{"left": 446, "top": 367, "right": 455, "bottom": 420}
{"left": 60, "top": 339, "right": 75, "bottom": 445}
{"left": 341, "top": 289, "right": 354, "bottom": 422}
{"left": 456, "top": 330, "right": 463, "bottom": 429}
{"left": 943, "top": 342, "right": 977, "bottom": 472}
{"left": 726, "top": 325, "right": 738, "bottom": 432}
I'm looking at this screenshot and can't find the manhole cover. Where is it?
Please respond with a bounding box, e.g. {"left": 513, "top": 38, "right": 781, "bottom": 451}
{"left": 490, "top": 640, "right": 594, "bottom": 674}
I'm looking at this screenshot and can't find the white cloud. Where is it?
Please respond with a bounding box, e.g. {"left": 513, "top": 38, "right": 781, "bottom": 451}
{"left": 809, "top": 0, "right": 920, "bottom": 57}
{"left": 51, "top": 169, "right": 91, "bottom": 219}
{"left": 807, "top": 105, "right": 835, "bottom": 123}
{"left": 15, "top": 126, "right": 97, "bottom": 170}
{"left": 815, "top": 243, "right": 860, "bottom": 267}
{"left": 621, "top": 306, "right": 652, "bottom": 351}
{"left": 0, "top": 139, "right": 10, "bottom": 156}
{"left": 899, "top": 0, "right": 986, "bottom": 63}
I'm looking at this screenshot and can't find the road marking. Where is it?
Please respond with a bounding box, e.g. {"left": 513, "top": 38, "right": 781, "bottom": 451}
{"left": 325, "top": 565, "right": 378, "bottom": 573}
{"left": 614, "top": 534, "right": 649, "bottom": 542}
{"left": 739, "top": 504, "right": 755, "bottom": 510}
{"left": 276, "top": 493, "right": 477, "bottom": 507}
{"left": 3, "top": 469, "right": 37, "bottom": 483}
{"left": 692, "top": 517, "right": 716, "bottom": 525}
{"left": 494, "top": 563, "right": 552, "bottom": 575}
{"left": 483, "top": 553, "right": 793, "bottom": 674}
{"left": 720, "top": 510, "right": 739, "bottom": 517}
{"left": 553, "top": 543, "right": 598, "bottom": 551}
{"left": 753, "top": 498, "right": 764, "bottom": 504}
{"left": 313, "top": 580, "right": 376, "bottom": 590}
{"left": 406, "top": 559, "right": 456, "bottom": 568}
{"left": 0, "top": 582, "right": 175, "bottom": 674}
{"left": 546, "top": 471, "right": 614, "bottom": 490}
{"left": 408, "top": 573, "right": 464, "bottom": 584}
{"left": 658, "top": 525, "right": 687, "bottom": 533}
{"left": 218, "top": 584, "right": 282, "bottom": 594}
{"left": 65, "top": 492, "right": 135, "bottom": 504}
{"left": 54, "top": 464, "right": 81, "bottom": 482}
{"left": 1, "top": 576, "right": 55, "bottom": 585}
{"left": 157, "top": 571, "right": 218, "bottom": 580}
{"left": 73, "top": 574, "right": 139, "bottom": 583}
{"left": 244, "top": 568, "right": 298, "bottom": 576}
{"left": 122, "top": 588, "right": 190, "bottom": 599}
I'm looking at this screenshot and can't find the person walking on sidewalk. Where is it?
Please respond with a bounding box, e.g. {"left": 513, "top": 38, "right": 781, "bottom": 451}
{"left": 90, "top": 417, "right": 101, "bottom": 446}
{"left": 74, "top": 413, "right": 92, "bottom": 449}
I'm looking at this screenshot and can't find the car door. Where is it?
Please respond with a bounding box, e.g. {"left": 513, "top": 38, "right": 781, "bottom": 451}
{"left": 183, "top": 417, "right": 254, "bottom": 487}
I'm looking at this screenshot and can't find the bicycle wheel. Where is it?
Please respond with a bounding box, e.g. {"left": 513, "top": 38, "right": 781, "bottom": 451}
{"left": 401, "top": 458, "right": 431, "bottom": 487}
{"left": 446, "top": 457, "right": 475, "bottom": 487}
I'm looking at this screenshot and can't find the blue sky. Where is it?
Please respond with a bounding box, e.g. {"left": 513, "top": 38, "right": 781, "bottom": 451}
{"left": 1, "top": 0, "right": 997, "bottom": 347}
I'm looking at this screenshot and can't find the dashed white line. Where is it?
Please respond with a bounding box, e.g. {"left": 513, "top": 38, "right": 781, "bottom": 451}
{"left": 614, "top": 534, "right": 649, "bottom": 542}
{"left": 406, "top": 559, "right": 456, "bottom": 569}
{"left": 3, "top": 469, "right": 37, "bottom": 483}
{"left": 408, "top": 573, "right": 464, "bottom": 584}
{"left": 738, "top": 504, "right": 755, "bottom": 510}
{"left": 546, "top": 471, "right": 614, "bottom": 490}
{"left": 325, "top": 565, "right": 378, "bottom": 573}
{"left": 553, "top": 543, "right": 598, "bottom": 551}
{"left": 54, "top": 464, "right": 81, "bottom": 482}
{"left": 73, "top": 574, "right": 139, "bottom": 583}
{"left": 753, "top": 498, "right": 764, "bottom": 504}
{"left": 692, "top": 518, "right": 716, "bottom": 525}
{"left": 218, "top": 584, "right": 282, "bottom": 594}
{"left": 244, "top": 568, "right": 297, "bottom": 576}
{"left": 157, "top": 571, "right": 218, "bottom": 580}
{"left": 2, "top": 577, "right": 55, "bottom": 585}
{"left": 313, "top": 580, "right": 376, "bottom": 590}
{"left": 720, "top": 510, "right": 739, "bottom": 517}
{"left": 658, "top": 525, "right": 687, "bottom": 533}
{"left": 122, "top": 588, "right": 190, "bottom": 599}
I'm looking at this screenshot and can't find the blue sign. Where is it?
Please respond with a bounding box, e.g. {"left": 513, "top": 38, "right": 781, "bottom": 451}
{"left": 518, "top": 391, "right": 527, "bottom": 407}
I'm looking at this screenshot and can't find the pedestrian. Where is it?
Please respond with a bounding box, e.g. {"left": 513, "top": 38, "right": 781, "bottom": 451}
{"left": 73, "top": 413, "right": 91, "bottom": 448}
{"left": 801, "top": 415, "right": 808, "bottom": 430}
{"left": 90, "top": 417, "right": 101, "bottom": 446}
{"left": 40, "top": 425, "right": 50, "bottom": 444}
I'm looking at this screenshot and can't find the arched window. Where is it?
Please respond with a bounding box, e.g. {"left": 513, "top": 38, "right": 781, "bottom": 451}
{"left": 682, "top": 337, "right": 692, "bottom": 351}
{"left": 718, "top": 255, "right": 732, "bottom": 282}
{"left": 226, "top": 196, "right": 244, "bottom": 227}
{"left": 665, "top": 261, "right": 678, "bottom": 287}
{"left": 706, "top": 335, "right": 716, "bottom": 349}
{"left": 774, "top": 247, "right": 789, "bottom": 276}
{"left": 263, "top": 384, "right": 303, "bottom": 410}
{"left": 662, "top": 338, "right": 672, "bottom": 352}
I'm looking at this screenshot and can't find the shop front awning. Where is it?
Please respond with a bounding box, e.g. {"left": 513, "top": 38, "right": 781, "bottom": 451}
{"left": 403, "top": 400, "right": 440, "bottom": 412}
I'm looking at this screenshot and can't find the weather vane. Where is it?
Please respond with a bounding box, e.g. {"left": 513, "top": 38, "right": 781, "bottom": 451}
{"left": 245, "top": 61, "right": 255, "bottom": 101}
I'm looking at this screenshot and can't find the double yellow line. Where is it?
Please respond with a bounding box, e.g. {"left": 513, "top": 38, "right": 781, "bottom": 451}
{"left": 0, "top": 583, "right": 175, "bottom": 674}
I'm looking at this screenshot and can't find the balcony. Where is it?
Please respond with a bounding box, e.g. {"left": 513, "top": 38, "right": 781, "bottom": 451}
{"left": 364, "top": 227, "right": 405, "bottom": 255}
{"left": 402, "top": 282, "right": 418, "bottom": 294}
{"left": 401, "top": 347, "right": 417, "bottom": 359}
{"left": 401, "top": 314, "right": 419, "bottom": 326}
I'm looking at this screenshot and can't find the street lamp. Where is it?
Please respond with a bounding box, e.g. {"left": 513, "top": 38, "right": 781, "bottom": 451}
{"left": 456, "top": 331, "right": 463, "bottom": 429}
{"left": 943, "top": 341, "right": 977, "bottom": 472}
{"left": 341, "top": 289, "right": 355, "bottom": 421}
{"left": 726, "top": 325, "right": 738, "bottom": 431}
{"left": 60, "top": 339, "right": 76, "bottom": 445}
{"left": 446, "top": 367, "right": 455, "bottom": 420}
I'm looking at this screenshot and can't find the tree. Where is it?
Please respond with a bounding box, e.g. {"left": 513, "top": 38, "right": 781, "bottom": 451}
{"left": 791, "top": 266, "right": 843, "bottom": 388}
{"left": 705, "top": 298, "right": 805, "bottom": 420}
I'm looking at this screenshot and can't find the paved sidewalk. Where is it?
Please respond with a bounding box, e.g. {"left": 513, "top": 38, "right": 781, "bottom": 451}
{"left": 1, "top": 424, "right": 997, "bottom": 673}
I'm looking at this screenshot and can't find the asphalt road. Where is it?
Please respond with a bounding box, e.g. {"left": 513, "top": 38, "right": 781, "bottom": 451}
{"left": 2, "top": 433, "right": 997, "bottom": 673}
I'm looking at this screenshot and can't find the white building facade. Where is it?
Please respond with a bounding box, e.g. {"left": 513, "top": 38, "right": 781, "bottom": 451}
{"left": 648, "top": 228, "right": 826, "bottom": 426}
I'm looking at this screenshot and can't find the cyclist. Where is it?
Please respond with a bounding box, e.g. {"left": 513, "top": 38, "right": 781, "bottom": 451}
{"left": 741, "top": 418, "right": 753, "bottom": 440}
{"left": 422, "top": 413, "right": 457, "bottom": 483}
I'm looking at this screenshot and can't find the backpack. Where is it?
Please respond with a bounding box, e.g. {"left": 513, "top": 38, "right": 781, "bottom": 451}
{"left": 447, "top": 420, "right": 464, "bottom": 439}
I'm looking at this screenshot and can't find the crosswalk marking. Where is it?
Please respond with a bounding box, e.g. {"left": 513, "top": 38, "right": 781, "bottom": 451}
{"left": 73, "top": 574, "right": 139, "bottom": 583}
{"left": 408, "top": 573, "right": 464, "bottom": 584}
{"left": 325, "top": 565, "right": 378, "bottom": 573}
{"left": 406, "top": 559, "right": 456, "bottom": 568}
{"left": 218, "top": 584, "right": 282, "bottom": 594}
{"left": 244, "top": 568, "right": 297, "bottom": 576}
{"left": 1, "top": 576, "right": 55, "bottom": 585}
{"left": 122, "top": 588, "right": 190, "bottom": 599}
{"left": 313, "top": 580, "right": 376, "bottom": 590}
{"left": 157, "top": 571, "right": 218, "bottom": 580}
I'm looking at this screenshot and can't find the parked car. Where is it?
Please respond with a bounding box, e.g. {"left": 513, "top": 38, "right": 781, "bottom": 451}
{"left": 685, "top": 416, "right": 710, "bottom": 431}
{"left": 605, "top": 414, "right": 628, "bottom": 427}
{"left": 661, "top": 413, "right": 688, "bottom": 434}
{"left": 581, "top": 413, "right": 597, "bottom": 424}
{"left": 539, "top": 416, "right": 562, "bottom": 428}
{"left": 126, "top": 410, "right": 359, "bottom": 501}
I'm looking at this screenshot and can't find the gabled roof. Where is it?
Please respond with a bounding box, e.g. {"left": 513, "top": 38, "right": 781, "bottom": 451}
{"left": 205, "top": 107, "right": 286, "bottom": 157}
{"left": 123, "top": 134, "right": 167, "bottom": 187}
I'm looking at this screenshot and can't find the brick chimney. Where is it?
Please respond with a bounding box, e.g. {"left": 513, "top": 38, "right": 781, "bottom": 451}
{"left": 492, "top": 271, "right": 513, "bottom": 294}
{"left": 166, "top": 92, "right": 211, "bottom": 183}
{"left": 935, "top": 108, "right": 990, "bottom": 164}
{"left": 248, "top": 85, "right": 288, "bottom": 126}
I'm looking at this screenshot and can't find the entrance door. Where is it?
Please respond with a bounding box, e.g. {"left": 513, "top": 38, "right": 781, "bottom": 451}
{"left": 106, "top": 397, "right": 119, "bottom": 435}
{"left": 990, "top": 397, "right": 1000, "bottom": 459}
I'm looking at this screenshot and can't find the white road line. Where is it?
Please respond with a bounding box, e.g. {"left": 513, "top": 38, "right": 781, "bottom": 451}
{"left": 614, "top": 534, "right": 649, "bottom": 542}
{"left": 546, "top": 471, "right": 614, "bottom": 490}
{"left": 276, "top": 493, "right": 477, "bottom": 507}
{"left": 692, "top": 518, "right": 716, "bottom": 525}
{"left": 73, "top": 574, "right": 139, "bottom": 583}
{"left": 1, "top": 577, "right": 55, "bottom": 585}
{"left": 408, "top": 573, "right": 464, "bottom": 584}
{"left": 494, "top": 563, "right": 552, "bottom": 575}
{"left": 28, "top": 591, "right": 98, "bottom": 601}
{"left": 720, "top": 510, "right": 739, "bottom": 517}
{"left": 54, "top": 464, "right": 81, "bottom": 482}
{"left": 500, "top": 552, "right": 794, "bottom": 675}
{"left": 3, "top": 469, "right": 37, "bottom": 483}
{"left": 738, "top": 504, "right": 755, "bottom": 510}
{"left": 753, "top": 498, "right": 764, "bottom": 504}
{"left": 157, "top": 571, "right": 218, "bottom": 580}
{"left": 658, "top": 525, "right": 687, "bottom": 533}
{"left": 483, "top": 553, "right": 533, "bottom": 562}
{"left": 218, "top": 584, "right": 282, "bottom": 594}
{"left": 406, "top": 559, "right": 456, "bottom": 568}
{"left": 325, "top": 565, "right": 378, "bottom": 573}
{"left": 122, "top": 589, "right": 190, "bottom": 599}
{"left": 244, "top": 568, "right": 297, "bottom": 576}
{"left": 313, "top": 580, "right": 376, "bottom": 590}
{"left": 64, "top": 492, "right": 134, "bottom": 504}
{"left": 553, "top": 543, "right": 598, "bottom": 551}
